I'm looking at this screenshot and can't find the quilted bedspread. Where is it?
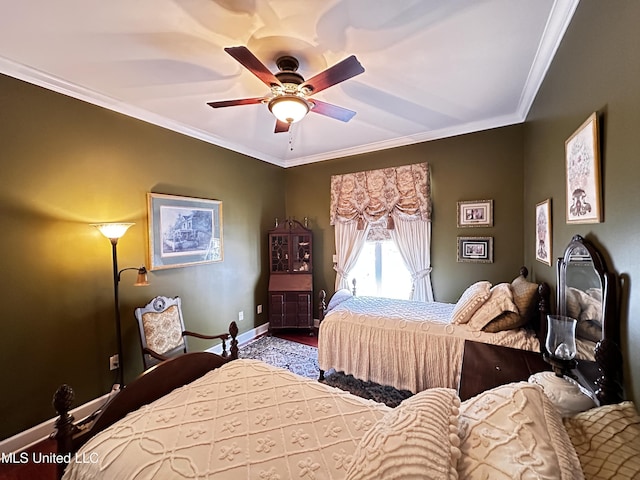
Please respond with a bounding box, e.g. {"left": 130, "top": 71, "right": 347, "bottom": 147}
{"left": 63, "top": 359, "right": 390, "bottom": 480}
{"left": 318, "top": 296, "right": 540, "bottom": 393}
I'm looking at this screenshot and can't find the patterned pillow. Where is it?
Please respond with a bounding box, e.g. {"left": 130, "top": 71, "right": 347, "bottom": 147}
{"left": 467, "top": 283, "right": 519, "bottom": 331}
{"left": 562, "top": 401, "right": 640, "bottom": 480}
{"left": 346, "top": 388, "right": 461, "bottom": 480}
{"left": 451, "top": 281, "right": 491, "bottom": 324}
{"left": 458, "top": 382, "right": 584, "bottom": 480}
{"left": 511, "top": 274, "right": 539, "bottom": 322}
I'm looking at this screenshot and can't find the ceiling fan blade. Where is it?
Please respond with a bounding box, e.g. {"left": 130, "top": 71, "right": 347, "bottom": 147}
{"left": 224, "top": 46, "right": 282, "bottom": 88}
{"left": 274, "top": 120, "right": 291, "bottom": 133}
{"left": 301, "top": 55, "right": 365, "bottom": 95}
{"left": 309, "top": 99, "right": 357, "bottom": 122}
{"left": 207, "top": 97, "right": 264, "bottom": 108}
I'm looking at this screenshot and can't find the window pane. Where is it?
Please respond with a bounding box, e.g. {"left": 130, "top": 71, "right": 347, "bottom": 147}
{"left": 350, "top": 240, "right": 412, "bottom": 299}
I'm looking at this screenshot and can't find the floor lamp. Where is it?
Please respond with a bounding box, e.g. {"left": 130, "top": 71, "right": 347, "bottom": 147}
{"left": 93, "top": 223, "right": 149, "bottom": 388}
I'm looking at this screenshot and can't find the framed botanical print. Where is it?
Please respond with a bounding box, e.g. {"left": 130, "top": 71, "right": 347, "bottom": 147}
{"left": 565, "top": 113, "right": 602, "bottom": 223}
{"left": 457, "top": 236, "right": 493, "bottom": 263}
{"left": 535, "top": 199, "right": 552, "bottom": 265}
{"left": 147, "top": 193, "right": 223, "bottom": 270}
{"left": 457, "top": 199, "right": 493, "bottom": 227}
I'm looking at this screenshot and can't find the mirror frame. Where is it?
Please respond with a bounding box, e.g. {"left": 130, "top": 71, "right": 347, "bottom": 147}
{"left": 556, "top": 234, "right": 623, "bottom": 405}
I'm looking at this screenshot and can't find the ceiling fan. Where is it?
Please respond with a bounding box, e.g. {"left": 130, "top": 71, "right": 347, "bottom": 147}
{"left": 207, "top": 46, "right": 365, "bottom": 133}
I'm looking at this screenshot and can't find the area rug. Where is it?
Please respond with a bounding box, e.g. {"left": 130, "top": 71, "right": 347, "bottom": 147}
{"left": 239, "top": 336, "right": 320, "bottom": 379}
{"left": 240, "top": 336, "right": 413, "bottom": 407}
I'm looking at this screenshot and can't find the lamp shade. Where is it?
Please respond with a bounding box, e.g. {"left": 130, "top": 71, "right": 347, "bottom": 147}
{"left": 92, "top": 223, "right": 134, "bottom": 240}
{"left": 268, "top": 95, "right": 309, "bottom": 124}
{"left": 134, "top": 266, "right": 149, "bottom": 286}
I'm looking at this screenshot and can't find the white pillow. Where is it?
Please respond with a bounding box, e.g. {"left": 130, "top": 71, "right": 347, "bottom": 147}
{"left": 326, "top": 288, "right": 353, "bottom": 312}
{"left": 346, "top": 388, "right": 461, "bottom": 480}
{"left": 451, "top": 281, "right": 491, "bottom": 324}
{"left": 563, "top": 401, "right": 640, "bottom": 480}
{"left": 467, "top": 282, "right": 519, "bottom": 331}
{"left": 458, "top": 382, "right": 584, "bottom": 480}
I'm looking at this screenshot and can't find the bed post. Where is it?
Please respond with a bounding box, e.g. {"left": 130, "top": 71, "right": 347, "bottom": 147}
{"left": 318, "top": 290, "right": 327, "bottom": 322}
{"left": 52, "top": 384, "right": 77, "bottom": 479}
{"left": 229, "top": 321, "right": 239, "bottom": 359}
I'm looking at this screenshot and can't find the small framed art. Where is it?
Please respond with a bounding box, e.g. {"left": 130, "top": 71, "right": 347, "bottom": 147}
{"left": 535, "top": 199, "right": 552, "bottom": 265}
{"left": 565, "top": 112, "right": 602, "bottom": 224}
{"left": 457, "top": 199, "right": 493, "bottom": 227}
{"left": 457, "top": 236, "right": 493, "bottom": 263}
{"left": 147, "top": 193, "right": 223, "bottom": 270}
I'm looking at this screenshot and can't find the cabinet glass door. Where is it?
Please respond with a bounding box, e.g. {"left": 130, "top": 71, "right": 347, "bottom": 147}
{"left": 270, "top": 235, "right": 289, "bottom": 272}
{"left": 291, "top": 234, "right": 311, "bottom": 272}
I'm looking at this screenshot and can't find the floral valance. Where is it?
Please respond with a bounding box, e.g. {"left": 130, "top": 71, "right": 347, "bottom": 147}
{"left": 330, "top": 162, "right": 431, "bottom": 225}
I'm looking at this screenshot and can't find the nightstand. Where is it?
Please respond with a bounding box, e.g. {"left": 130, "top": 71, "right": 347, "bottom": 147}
{"left": 458, "top": 340, "right": 550, "bottom": 401}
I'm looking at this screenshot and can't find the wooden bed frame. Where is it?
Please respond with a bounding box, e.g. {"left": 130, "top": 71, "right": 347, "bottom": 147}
{"left": 52, "top": 321, "right": 238, "bottom": 478}
{"left": 317, "top": 267, "right": 551, "bottom": 382}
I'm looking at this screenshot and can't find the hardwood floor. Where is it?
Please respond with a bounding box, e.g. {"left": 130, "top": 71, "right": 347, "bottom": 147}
{"left": 0, "top": 439, "right": 58, "bottom": 480}
{"left": 1, "top": 330, "right": 317, "bottom": 479}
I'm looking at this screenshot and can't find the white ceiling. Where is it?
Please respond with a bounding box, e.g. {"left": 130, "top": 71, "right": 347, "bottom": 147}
{"left": 0, "top": 0, "right": 578, "bottom": 168}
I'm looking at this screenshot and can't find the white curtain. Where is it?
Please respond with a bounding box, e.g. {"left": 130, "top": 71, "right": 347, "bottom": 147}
{"left": 334, "top": 220, "right": 371, "bottom": 292}
{"left": 389, "top": 215, "right": 434, "bottom": 302}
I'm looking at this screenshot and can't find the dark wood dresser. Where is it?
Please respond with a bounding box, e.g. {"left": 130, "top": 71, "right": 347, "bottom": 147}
{"left": 458, "top": 341, "right": 550, "bottom": 401}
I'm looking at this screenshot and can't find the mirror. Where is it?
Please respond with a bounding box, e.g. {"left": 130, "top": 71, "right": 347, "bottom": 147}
{"left": 556, "top": 234, "right": 622, "bottom": 405}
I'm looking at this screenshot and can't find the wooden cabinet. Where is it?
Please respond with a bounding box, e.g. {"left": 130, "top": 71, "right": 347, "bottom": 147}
{"left": 458, "top": 341, "right": 550, "bottom": 401}
{"left": 268, "top": 219, "right": 313, "bottom": 333}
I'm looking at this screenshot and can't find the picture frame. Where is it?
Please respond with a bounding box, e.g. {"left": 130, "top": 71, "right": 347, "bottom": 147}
{"left": 457, "top": 199, "right": 493, "bottom": 227}
{"left": 456, "top": 236, "right": 493, "bottom": 263}
{"left": 535, "top": 199, "right": 552, "bottom": 265}
{"left": 147, "top": 193, "right": 223, "bottom": 270}
{"left": 565, "top": 112, "right": 602, "bottom": 224}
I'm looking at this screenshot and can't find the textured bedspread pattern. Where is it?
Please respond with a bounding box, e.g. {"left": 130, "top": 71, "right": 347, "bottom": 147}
{"left": 62, "top": 359, "right": 390, "bottom": 480}
{"left": 318, "top": 296, "right": 540, "bottom": 393}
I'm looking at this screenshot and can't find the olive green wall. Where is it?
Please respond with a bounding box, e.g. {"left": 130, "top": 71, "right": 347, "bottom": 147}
{"left": 285, "top": 125, "right": 526, "bottom": 306}
{"left": 523, "top": 1, "right": 640, "bottom": 402}
{"left": 0, "top": 74, "right": 285, "bottom": 439}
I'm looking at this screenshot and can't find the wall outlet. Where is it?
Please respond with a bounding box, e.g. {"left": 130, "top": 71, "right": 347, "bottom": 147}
{"left": 257, "top": 304, "right": 262, "bottom": 314}
{"left": 109, "top": 354, "right": 119, "bottom": 371}
{"left": 238, "top": 311, "right": 244, "bottom": 321}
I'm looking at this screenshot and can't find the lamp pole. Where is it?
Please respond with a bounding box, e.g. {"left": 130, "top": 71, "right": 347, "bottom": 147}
{"left": 109, "top": 237, "right": 125, "bottom": 387}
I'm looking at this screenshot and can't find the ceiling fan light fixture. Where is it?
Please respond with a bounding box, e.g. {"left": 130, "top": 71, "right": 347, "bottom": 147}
{"left": 268, "top": 95, "right": 309, "bottom": 124}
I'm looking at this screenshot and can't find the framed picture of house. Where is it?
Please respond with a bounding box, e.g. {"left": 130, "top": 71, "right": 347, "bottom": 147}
{"left": 457, "top": 236, "right": 493, "bottom": 263}
{"left": 535, "top": 199, "right": 552, "bottom": 265}
{"left": 565, "top": 112, "right": 602, "bottom": 224}
{"left": 147, "top": 193, "right": 223, "bottom": 270}
{"left": 457, "top": 199, "right": 493, "bottom": 227}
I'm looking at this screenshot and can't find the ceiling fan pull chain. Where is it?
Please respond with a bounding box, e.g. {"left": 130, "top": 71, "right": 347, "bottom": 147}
{"left": 289, "top": 126, "right": 295, "bottom": 151}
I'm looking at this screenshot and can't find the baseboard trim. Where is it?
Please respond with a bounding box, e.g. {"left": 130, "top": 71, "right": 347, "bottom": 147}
{"left": 1, "top": 323, "right": 267, "bottom": 455}
{"left": 206, "top": 322, "right": 268, "bottom": 354}
{"left": 0, "top": 390, "right": 115, "bottom": 455}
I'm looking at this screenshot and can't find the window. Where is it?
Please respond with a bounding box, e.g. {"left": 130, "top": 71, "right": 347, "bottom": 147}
{"left": 350, "top": 239, "right": 412, "bottom": 299}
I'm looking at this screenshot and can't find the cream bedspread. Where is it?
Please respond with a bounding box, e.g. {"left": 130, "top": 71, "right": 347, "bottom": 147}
{"left": 318, "top": 296, "right": 540, "bottom": 393}
{"left": 63, "top": 359, "right": 390, "bottom": 480}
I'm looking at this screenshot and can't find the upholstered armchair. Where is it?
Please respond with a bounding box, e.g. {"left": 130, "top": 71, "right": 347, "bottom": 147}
{"left": 134, "top": 295, "right": 232, "bottom": 370}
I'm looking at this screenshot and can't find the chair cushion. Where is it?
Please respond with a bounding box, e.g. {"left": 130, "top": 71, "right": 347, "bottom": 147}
{"left": 142, "top": 305, "right": 185, "bottom": 355}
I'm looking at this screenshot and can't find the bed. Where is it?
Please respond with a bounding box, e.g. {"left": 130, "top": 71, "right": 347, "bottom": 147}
{"left": 317, "top": 267, "right": 551, "bottom": 393}
{"left": 54, "top": 352, "right": 639, "bottom": 480}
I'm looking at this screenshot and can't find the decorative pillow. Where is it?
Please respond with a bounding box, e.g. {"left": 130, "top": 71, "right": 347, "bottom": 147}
{"left": 326, "top": 288, "right": 353, "bottom": 312}
{"left": 451, "top": 281, "right": 491, "bottom": 324}
{"left": 562, "top": 401, "right": 640, "bottom": 480}
{"left": 458, "top": 382, "right": 584, "bottom": 480}
{"left": 482, "top": 310, "right": 528, "bottom": 333}
{"left": 346, "top": 388, "right": 461, "bottom": 480}
{"left": 511, "top": 275, "right": 539, "bottom": 322}
{"left": 467, "top": 283, "right": 519, "bottom": 331}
